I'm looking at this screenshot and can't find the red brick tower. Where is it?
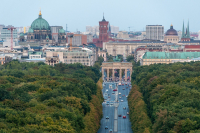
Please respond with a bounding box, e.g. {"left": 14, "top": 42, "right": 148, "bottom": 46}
{"left": 98, "top": 14, "right": 109, "bottom": 47}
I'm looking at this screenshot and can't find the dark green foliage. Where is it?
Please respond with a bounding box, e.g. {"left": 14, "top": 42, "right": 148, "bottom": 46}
{"left": 0, "top": 88, "right": 11, "bottom": 101}
{"left": 0, "top": 60, "right": 102, "bottom": 133}
{"left": 132, "top": 61, "right": 200, "bottom": 133}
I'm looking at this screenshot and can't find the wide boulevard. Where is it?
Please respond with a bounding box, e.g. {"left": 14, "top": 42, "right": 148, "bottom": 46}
{"left": 98, "top": 71, "right": 133, "bottom": 133}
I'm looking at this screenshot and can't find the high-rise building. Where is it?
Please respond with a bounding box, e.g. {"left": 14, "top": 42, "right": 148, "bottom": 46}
{"left": 146, "top": 25, "right": 164, "bottom": 40}
{"left": 51, "top": 26, "right": 63, "bottom": 42}
{"left": 0, "top": 28, "right": 18, "bottom": 41}
{"left": 0, "top": 25, "right": 5, "bottom": 39}
{"left": 110, "top": 26, "right": 119, "bottom": 34}
{"left": 67, "top": 33, "right": 87, "bottom": 46}
{"left": 86, "top": 26, "right": 99, "bottom": 35}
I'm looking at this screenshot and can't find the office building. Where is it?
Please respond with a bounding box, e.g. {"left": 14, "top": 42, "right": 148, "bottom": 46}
{"left": 67, "top": 33, "right": 87, "bottom": 46}
{"left": 0, "top": 28, "right": 17, "bottom": 41}
{"left": 146, "top": 25, "right": 164, "bottom": 40}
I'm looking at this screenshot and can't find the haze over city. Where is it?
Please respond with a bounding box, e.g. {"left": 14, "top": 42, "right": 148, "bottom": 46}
{"left": 1, "top": 0, "right": 199, "bottom": 32}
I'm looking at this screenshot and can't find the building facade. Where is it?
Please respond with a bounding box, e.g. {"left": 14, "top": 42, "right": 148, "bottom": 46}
{"left": 141, "top": 52, "right": 200, "bottom": 66}
{"left": 146, "top": 25, "right": 164, "bottom": 40}
{"left": 67, "top": 33, "right": 87, "bottom": 46}
{"left": 26, "top": 10, "right": 66, "bottom": 45}
{"left": 45, "top": 47, "right": 95, "bottom": 66}
{"left": 103, "top": 41, "right": 166, "bottom": 57}
{"left": 0, "top": 28, "right": 17, "bottom": 41}
{"left": 164, "top": 24, "right": 179, "bottom": 43}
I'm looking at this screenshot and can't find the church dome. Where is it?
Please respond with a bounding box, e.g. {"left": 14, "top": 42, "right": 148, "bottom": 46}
{"left": 20, "top": 32, "right": 24, "bottom": 36}
{"left": 59, "top": 28, "right": 65, "bottom": 34}
{"left": 28, "top": 28, "right": 34, "bottom": 33}
{"left": 165, "top": 24, "right": 178, "bottom": 36}
{"left": 31, "top": 11, "right": 50, "bottom": 30}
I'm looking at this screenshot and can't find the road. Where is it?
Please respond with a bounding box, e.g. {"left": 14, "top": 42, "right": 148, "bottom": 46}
{"left": 98, "top": 81, "right": 133, "bottom": 133}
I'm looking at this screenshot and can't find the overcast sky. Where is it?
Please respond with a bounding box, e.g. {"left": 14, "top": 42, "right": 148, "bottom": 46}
{"left": 0, "top": 0, "right": 199, "bottom": 32}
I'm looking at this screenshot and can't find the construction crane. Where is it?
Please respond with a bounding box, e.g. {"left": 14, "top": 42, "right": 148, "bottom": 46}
{"left": 8, "top": 27, "right": 16, "bottom": 50}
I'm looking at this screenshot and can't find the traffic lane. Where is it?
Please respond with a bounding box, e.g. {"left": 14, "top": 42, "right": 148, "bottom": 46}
{"left": 105, "top": 104, "right": 115, "bottom": 132}
{"left": 118, "top": 101, "right": 133, "bottom": 133}
{"left": 98, "top": 103, "right": 107, "bottom": 133}
{"left": 117, "top": 102, "right": 129, "bottom": 133}
{"left": 98, "top": 101, "right": 115, "bottom": 133}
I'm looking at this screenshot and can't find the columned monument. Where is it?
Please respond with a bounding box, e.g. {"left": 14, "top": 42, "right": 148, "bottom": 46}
{"left": 101, "top": 62, "right": 132, "bottom": 81}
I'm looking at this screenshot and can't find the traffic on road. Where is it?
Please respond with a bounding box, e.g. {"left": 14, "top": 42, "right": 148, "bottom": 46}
{"left": 98, "top": 70, "right": 133, "bottom": 133}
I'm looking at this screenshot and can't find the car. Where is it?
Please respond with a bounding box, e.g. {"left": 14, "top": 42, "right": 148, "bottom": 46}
{"left": 126, "top": 95, "right": 128, "bottom": 98}
{"left": 118, "top": 114, "right": 122, "bottom": 117}
{"left": 106, "top": 103, "right": 109, "bottom": 105}
{"left": 122, "top": 84, "right": 124, "bottom": 85}
{"left": 113, "top": 89, "right": 117, "bottom": 91}
{"left": 123, "top": 88, "right": 125, "bottom": 90}
{"left": 110, "top": 102, "right": 113, "bottom": 105}
{"left": 106, "top": 89, "right": 108, "bottom": 91}
{"left": 112, "top": 92, "right": 115, "bottom": 94}
{"left": 123, "top": 107, "right": 126, "bottom": 109}
{"left": 123, "top": 115, "right": 126, "bottom": 118}
{"left": 105, "top": 126, "right": 108, "bottom": 129}
{"left": 119, "top": 97, "right": 121, "bottom": 99}
{"left": 121, "top": 100, "right": 123, "bottom": 102}
{"left": 106, "top": 116, "right": 109, "bottom": 119}
{"left": 125, "top": 83, "right": 127, "bottom": 85}
{"left": 119, "top": 92, "right": 121, "bottom": 95}
{"left": 109, "top": 129, "right": 113, "bottom": 132}
{"left": 127, "top": 112, "right": 129, "bottom": 115}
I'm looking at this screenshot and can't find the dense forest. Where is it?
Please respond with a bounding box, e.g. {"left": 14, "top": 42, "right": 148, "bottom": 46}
{"left": 130, "top": 61, "right": 200, "bottom": 133}
{"left": 0, "top": 60, "right": 103, "bottom": 133}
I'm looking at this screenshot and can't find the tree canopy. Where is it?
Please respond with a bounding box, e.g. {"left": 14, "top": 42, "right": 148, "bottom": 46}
{"left": 131, "top": 61, "right": 200, "bottom": 133}
{"left": 0, "top": 60, "right": 103, "bottom": 133}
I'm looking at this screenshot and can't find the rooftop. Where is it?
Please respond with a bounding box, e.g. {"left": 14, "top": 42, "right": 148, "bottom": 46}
{"left": 143, "top": 52, "right": 200, "bottom": 59}
{"left": 185, "top": 45, "right": 200, "bottom": 48}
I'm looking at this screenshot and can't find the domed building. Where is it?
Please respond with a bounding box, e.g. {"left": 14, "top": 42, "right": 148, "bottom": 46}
{"left": 164, "top": 24, "right": 179, "bottom": 44}
{"left": 27, "top": 10, "right": 66, "bottom": 45}
{"left": 19, "top": 32, "right": 25, "bottom": 42}
{"left": 58, "top": 29, "right": 66, "bottom": 44}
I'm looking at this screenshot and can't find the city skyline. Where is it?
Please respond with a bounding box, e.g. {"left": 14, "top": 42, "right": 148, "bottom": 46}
{"left": 0, "top": 0, "right": 199, "bottom": 32}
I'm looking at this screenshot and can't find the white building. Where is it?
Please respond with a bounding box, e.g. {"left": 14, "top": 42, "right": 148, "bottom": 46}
{"left": 110, "top": 26, "right": 119, "bottom": 34}
{"left": 117, "top": 31, "right": 129, "bottom": 39}
{"left": 45, "top": 47, "right": 96, "bottom": 66}
{"left": 86, "top": 26, "right": 99, "bottom": 35}
{"left": 0, "top": 28, "right": 18, "bottom": 41}
{"left": 146, "top": 25, "right": 164, "bottom": 40}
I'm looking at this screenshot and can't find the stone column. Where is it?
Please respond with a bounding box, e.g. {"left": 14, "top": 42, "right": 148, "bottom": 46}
{"left": 112, "top": 69, "right": 115, "bottom": 81}
{"left": 102, "top": 68, "right": 104, "bottom": 80}
{"left": 107, "top": 69, "right": 109, "bottom": 81}
{"left": 125, "top": 69, "right": 127, "bottom": 82}
{"left": 129, "top": 68, "right": 132, "bottom": 81}
{"left": 119, "top": 69, "right": 122, "bottom": 81}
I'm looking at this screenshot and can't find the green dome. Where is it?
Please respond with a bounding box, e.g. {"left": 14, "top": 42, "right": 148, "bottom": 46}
{"left": 31, "top": 13, "right": 50, "bottom": 30}
{"left": 28, "top": 28, "right": 34, "bottom": 33}
{"left": 20, "top": 32, "right": 24, "bottom": 37}
{"left": 59, "top": 28, "right": 65, "bottom": 34}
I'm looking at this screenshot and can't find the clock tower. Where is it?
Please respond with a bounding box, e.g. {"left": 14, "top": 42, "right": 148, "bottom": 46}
{"left": 98, "top": 14, "right": 109, "bottom": 47}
